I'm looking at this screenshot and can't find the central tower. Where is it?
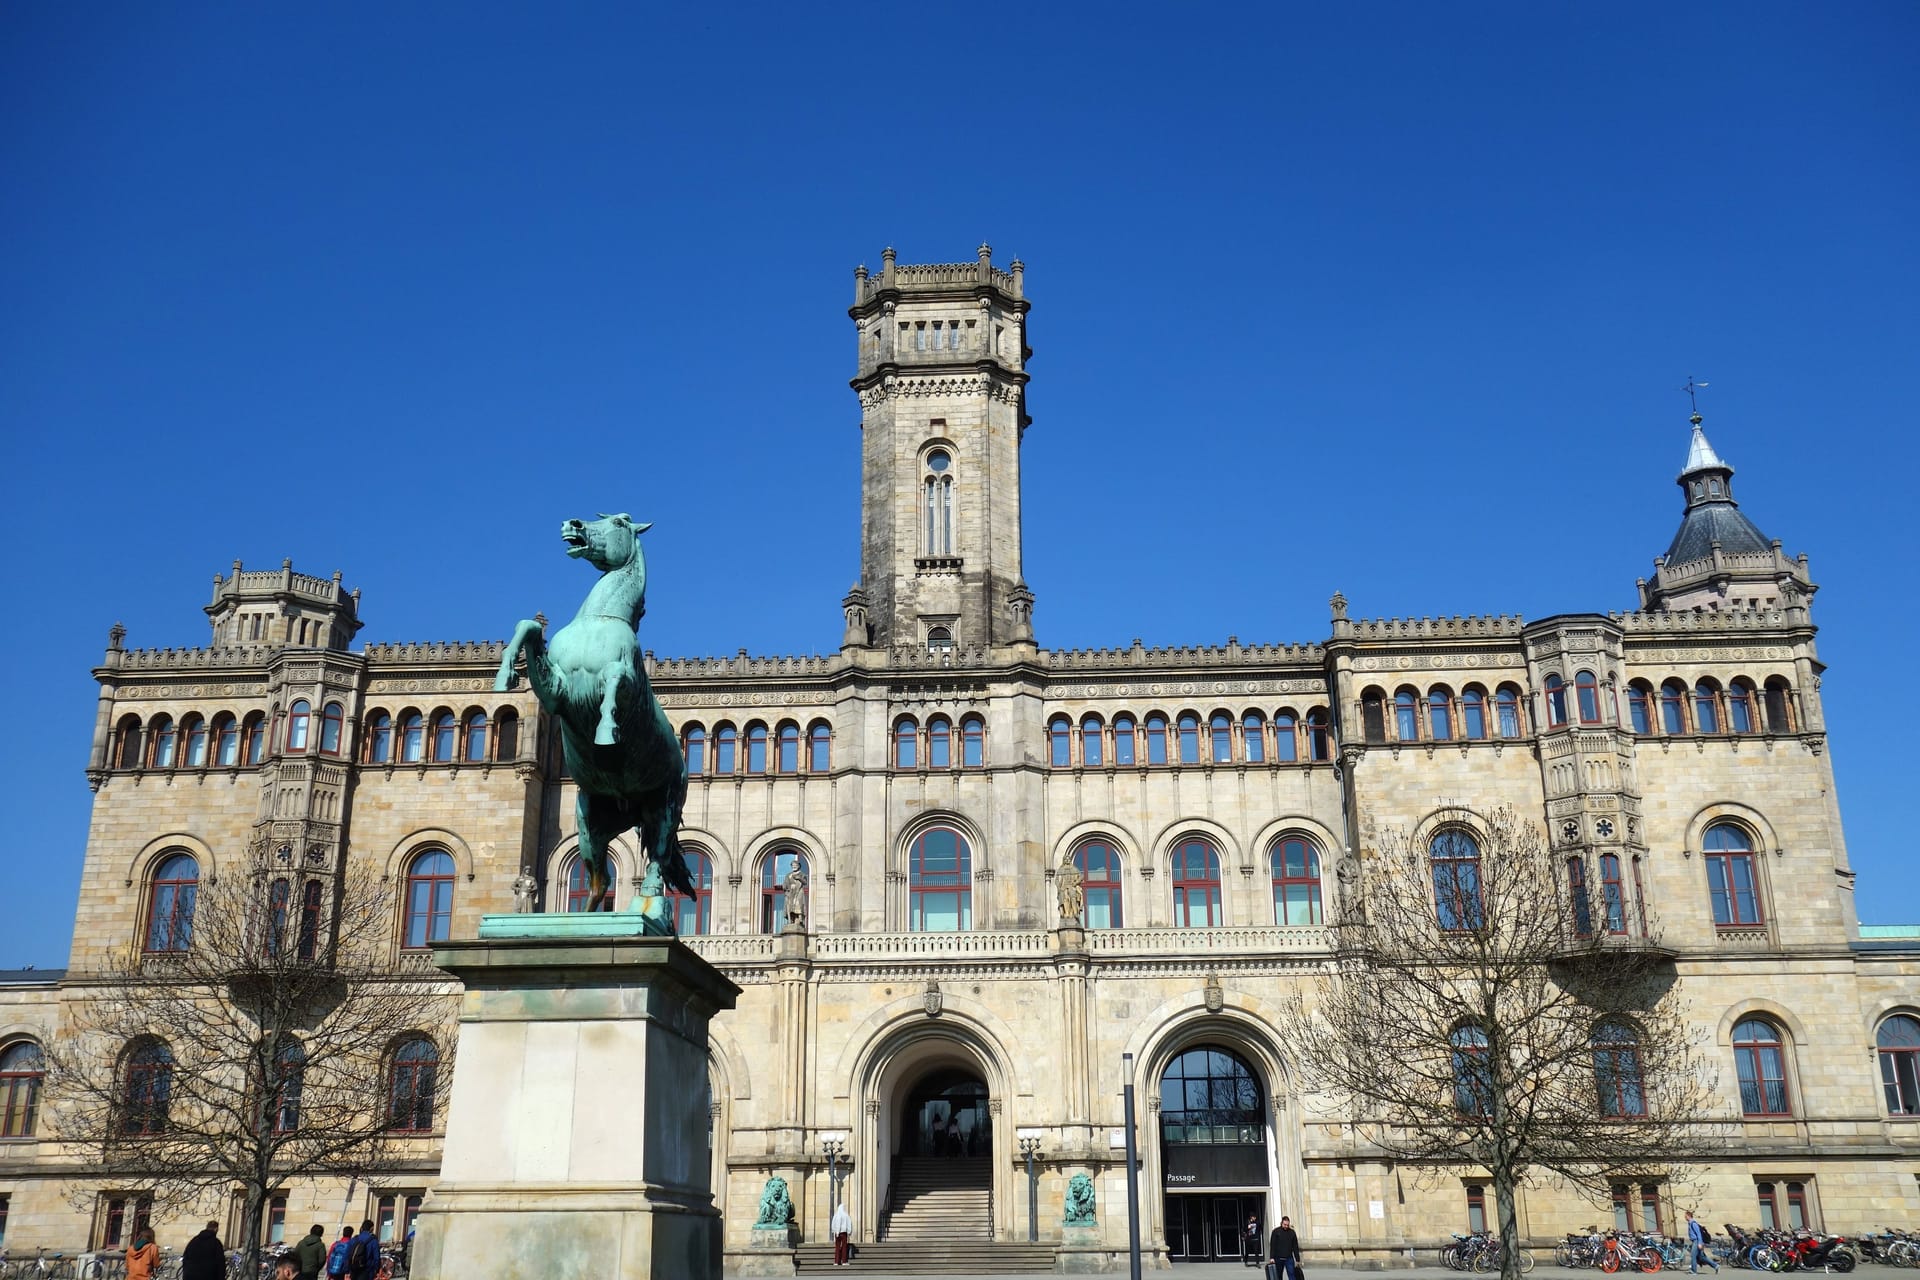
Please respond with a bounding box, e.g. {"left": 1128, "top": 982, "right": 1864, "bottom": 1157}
{"left": 846, "top": 245, "right": 1034, "bottom": 654}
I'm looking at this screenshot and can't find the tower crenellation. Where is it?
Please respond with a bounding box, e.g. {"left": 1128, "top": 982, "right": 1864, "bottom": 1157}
{"left": 206, "top": 558, "right": 363, "bottom": 650}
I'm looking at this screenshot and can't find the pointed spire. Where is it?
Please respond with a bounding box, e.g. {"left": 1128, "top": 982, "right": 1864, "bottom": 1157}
{"left": 1681, "top": 416, "right": 1728, "bottom": 475}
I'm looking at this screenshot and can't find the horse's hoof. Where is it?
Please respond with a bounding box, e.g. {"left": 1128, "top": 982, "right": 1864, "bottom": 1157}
{"left": 594, "top": 727, "right": 617, "bottom": 746}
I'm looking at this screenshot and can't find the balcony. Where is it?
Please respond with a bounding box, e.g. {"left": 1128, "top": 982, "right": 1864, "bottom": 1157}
{"left": 681, "top": 925, "right": 1332, "bottom": 967}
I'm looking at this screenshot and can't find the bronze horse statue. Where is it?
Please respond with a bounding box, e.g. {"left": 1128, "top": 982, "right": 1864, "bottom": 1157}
{"left": 493, "top": 514, "right": 692, "bottom": 913}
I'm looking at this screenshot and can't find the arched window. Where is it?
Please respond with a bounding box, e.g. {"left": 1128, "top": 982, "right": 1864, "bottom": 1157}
{"left": 495, "top": 707, "right": 519, "bottom": 762}
{"left": 272, "top": 1041, "right": 305, "bottom": 1133}
{"left": 461, "top": 710, "right": 487, "bottom": 762}
{"left": 402, "top": 850, "right": 455, "bottom": 949}
{"left": 0, "top": 1040, "right": 46, "bottom": 1138}
{"left": 400, "top": 712, "right": 426, "bottom": 763}
{"left": 565, "top": 856, "right": 615, "bottom": 913}
{"left": 1209, "top": 713, "right": 1233, "bottom": 763}
{"left": 1495, "top": 686, "right": 1524, "bottom": 738}
{"left": 1660, "top": 681, "right": 1688, "bottom": 735}
{"left": 1243, "top": 711, "right": 1266, "bottom": 764}
{"left": 923, "top": 449, "right": 954, "bottom": 556}
{"left": 114, "top": 715, "right": 143, "bottom": 769}
{"left": 1567, "top": 857, "right": 1595, "bottom": 938}
{"left": 1112, "top": 714, "right": 1136, "bottom": 766}
{"left": 925, "top": 625, "right": 953, "bottom": 654}
{"left": 746, "top": 723, "right": 769, "bottom": 774}
{"left": 1593, "top": 1021, "right": 1646, "bottom": 1117}
{"left": 960, "top": 715, "right": 985, "bottom": 768}
{"left": 122, "top": 1041, "right": 174, "bottom": 1136}
{"left": 713, "top": 724, "right": 738, "bottom": 774}
{"left": 760, "top": 848, "right": 808, "bottom": 933}
{"left": 1763, "top": 679, "right": 1794, "bottom": 733}
{"left": 296, "top": 878, "right": 323, "bottom": 962}
{"left": 1461, "top": 688, "right": 1488, "bottom": 740}
{"left": 1577, "top": 671, "right": 1602, "bottom": 724}
{"left": 1158, "top": 1046, "right": 1264, "bottom": 1143}
{"left": 320, "top": 703, "right": 346, "bottom": 756}
{"left": 809, "top": 721, "right": 833, "bottom": 772}
{"left": 1428, "top": 689, "right": 1453, "bottom": 741}
{"left": 1170, "top": 837, "right": 1222, "bottom": 928}
{"left": 1273, "top": 711, "right": 1298, "bottom": 763}
{"left": 1728, "top": 680, "right": 1757, "bottom": 734}
{"left": 925, "top": 716, "right": 952, "bottom": 768}
{"left": 386, "top": 1036, "right": 438, "bottom": 1133}
{"left": 777, "top": 722, "right": 801, "bottom": 773}
{"left": 1631, "top": 855, "right": 1650, "bottom": 938}
{"left": 149, "top": 716, "right": 177, "bottom": 769}
{"left": 1271, "top": 836, "right": 1322, "bottom": 926}
{"left": 1080, "top": 715, "right": 1104, "bottom": 768}
{"left": 286, "top": 702, "right": 311, "bottom": 753}
{"left": 264, "top": 876, "right": 292, "bottom": 958}
{"left": 683, "top": 725, "right": 706, "bottom": 776}
{"left": 430, "top": 712, "right": 456, "bottom": 762}
{"left": 1145, "top": 714, "right": 1169, "bottom": 765}
{"left": 145, "top": 853, "right": 198, "bottom": 953}
{"left": 1305, "top": 708, "right": 1332, "bottom": 760}
{"left": 1431, "top": 830, "right": 1484, "bottom": 931}
{"left": 181, "top": 716, "right": 208, "bottom": 768}
{"left": 1177, "top": 713, "right": 1201, "bottom": 764}
{"left": 1694, "top": 681, "right": 1721, "bottom": 734}
{"left": 1073, "top": 840, "right": 1123, "bottom": 928}
{"left": 1451, "top": 1026, "right": 1492, "bottom": 1116}
{"left": 1600, "top": 853, "right": 1627, "bottom": 934}
{"left": 669, "top": 847, "right": 714, "bottom": 936}
{"left": 1394, "top": 688, "right": 1420, "bottom": 741}
{"left": 1704, "top": 823, "right": 1762, "bottom": 927}
{"left": 1544, "top": 675, "right": 1569, "bottom": 728}
{"left": 1733, "top": 1019, "right": 1791, "bottom": 1116}
{"left": 365, "top": 712, "right": 392, "bottom": 764}
{"left": 1361, "top": 689, "right": 1387, "bottom": 744}
{"left": 242, "top": 712, "right": 267, "bottom": 765}
{"left": 1877, "top": 1014, "right": 1920, "bottom": 1117}
{"left": 894, "top": 718, "right": 919, "bottom": 769}
{"left": 1626, "top": 683, "right": 1654, "bottom": 735}
{"left": 908, "top": 827, "right": 971, "bottom": 931}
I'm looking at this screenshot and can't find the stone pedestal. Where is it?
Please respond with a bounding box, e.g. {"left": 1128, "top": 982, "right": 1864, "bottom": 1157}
{"left": 735, "top": 1225, "right": 798, "bottom": 1276}
{"left": 409, "top": 928, "right": 740, "bottom": 1280}
{"left": 1057, "top": 1223, "right": 1115, "bottom": 1273}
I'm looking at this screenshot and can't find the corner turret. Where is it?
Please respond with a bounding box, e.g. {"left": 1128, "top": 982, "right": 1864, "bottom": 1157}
{"left": 1637, "top": 412, "right": 1814, "bottom": 612}
{"left": 205, "top": 558, "right": 363, "bottom": 649}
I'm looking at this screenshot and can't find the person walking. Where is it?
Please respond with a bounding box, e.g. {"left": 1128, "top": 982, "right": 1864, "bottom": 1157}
{"left": 1686, "top": 1211, "right": 1720, "bottom": 1274}
{"left": 325, "top": 1228, "right": 354, "bottom": 1280}
{"left": 1245, "top": 1213, "right": 1262, "bottom": 1266}
{"left": 346, "top": 1220, "right": 381, "bottom": 1280}
{"left": 124, "top": 1227, "right": 160, "bottom": 1280}
{"left": 1268, "top": 1214, "right": 1303, "bottom": 1280}
{"left": 831, "top": 1201, "right": 853, "bottom": 1267}
{"left": 294, "top": 1225, "right": 328, "bottom": 1280}
{"left": 182, "top": 1221, "right": 225, "bottom": 1280}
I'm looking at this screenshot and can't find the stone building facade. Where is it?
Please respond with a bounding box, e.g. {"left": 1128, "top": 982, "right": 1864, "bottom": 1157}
{"left": 2, "top": 250, "right": 1917, "bottom": 1268}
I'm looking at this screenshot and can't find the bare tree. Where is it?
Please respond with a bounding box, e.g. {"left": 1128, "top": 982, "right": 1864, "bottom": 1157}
{"left": 47, "top": 861, "right": 457, "bottom": 1276}
{"left": 1279, "top": 806, "right": 1722, "bottom": 1280}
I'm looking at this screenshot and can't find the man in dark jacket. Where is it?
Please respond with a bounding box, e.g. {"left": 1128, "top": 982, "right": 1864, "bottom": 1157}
{"left": 181, "top": 1221, "right": 225, "bottom": 1280}
{"left": 347, "top": 1220, "right": 381, "bottom": 1280}
{"left": 1269, "top": 1215, "right": 1303, "bottom": 1280}
{"left": 293, "top": 1224, "right": 328, "bottom": 1280}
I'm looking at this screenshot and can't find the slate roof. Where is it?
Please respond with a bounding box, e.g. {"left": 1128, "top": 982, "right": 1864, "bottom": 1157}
{"left": 0, "top": 968, "right": 66, "bottom": 984}
{"left": 1664, "top": 500, "right": 1773, "bottom": 565}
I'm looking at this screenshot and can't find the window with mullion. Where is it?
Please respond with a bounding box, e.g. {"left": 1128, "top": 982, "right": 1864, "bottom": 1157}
{"left": 1209, "top": 713, "right": 1233, "bottom": 763}
{"left": 1593, "top": 1022, "right": 1647, "bottom": 1117}
{"left": 893, "top": 719, "right": 918, "bottom": 769}
{"left": 1171, "top": 838, "right": 1222, "bottom": 927}
{"left": 1461, "top": 689, "right": 1487, "bottom": 740}
{"left": 0, "top": 1042, "right": 45, "bottom": 1138}
{"left": 928, "top": 717, "right": 953, "bottom": 768}
{"left": 1694, "top": 682, "right": 1722, "bottom": 733}
{"left": 1270, "top": 837, "right": 1322, "bottom": 926}
{"left": 1576, "top": 671, "right": 1602, "bottom": 724}
{"left": 1627, "top": 685, "right": 1653, "bottom": 735}
{"left": 908, "top": 828, "right": 971, "bottom": 931}
{"left": 387, "top": 1038, "right": 438, "bottom": 1132}
{"left": 1431, "top": 831, "right": 1484, "bottom": 930}
{"left": 1729, "top": 683, "right": 1756, "bottom": 733}
{"left": 145, "top": 854, "right": 199, "bottom": 953}
{"left": 1177, "top": 714, "right": 1201, "bottom": 764}
{"left": 460, "top": 710, "right": 485, "bottom": 762}
{"left": 1450, "top": 1026, "right": 1492, "bottom": 1117}
{"left": 1079, "top": 716, "right": 1104, "bottom": 767}
{"left": 1567, "top": 857, "right": 1595, "bottom": 938}
{"left": 1704, "top": 824, "right": 1762, "bottom": 926}
{"left": 121, "top": 1043, "right": 174, "bottom": 1136}
{"left": 1600, "top": 853, "right": 1627, "bottom": 934}
{"left": 1073, "top": 840, "right": 1124, "bottom": 928}
{"left": 1660, "top": 682, "right": 1688, "bottom": 734}
{"left": 669, "top": 849, "right": 714, "bottom": 935}
{"left": 1394, "top": 690, "right": 1420, "bottom": 741}
{"left": 1876, "top": 1015, "right": 1920, "bottom": 1116}
{"left": 760, "top": 848, "right": 807, "bottom": 933}
{"left": 564, "top": 857, "right": 615, "bottom": 913}
{"left": 777, "top": 723, "right": 801, "bottom": 773}
{"left": 1733, "top": 1019, "right": 1792, "bottom": 1116}
{"left": 1544, "top": 676, "right": 1569, "bottom": 728}
{"left": 1271, "top": 712, "right": 1296, "bottom": 762}
{"left": 746, "top": 724, "right": 769, "bottom": 774}
{"left": 1111, "top": 715, "right": 1135, "bottom": 766}
{"left": 287, "top": 702, "right": 311, "bottom": 753}
{"left": 430, "top": 712, "right": 456, "bottom": 762}
{"left": 1242, "top": 712, "right": 1266, "bottom": 763}
{"left": 403, "top": 851, "right": 455, "bottom": 948}
{"left": 1428, "top": 690, "right": 1453, "bottom": 741}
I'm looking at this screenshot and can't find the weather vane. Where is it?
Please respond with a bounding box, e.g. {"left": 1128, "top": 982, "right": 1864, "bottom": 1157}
{"left": 1682, "top": 375, "right": 1709, "bottom": 418}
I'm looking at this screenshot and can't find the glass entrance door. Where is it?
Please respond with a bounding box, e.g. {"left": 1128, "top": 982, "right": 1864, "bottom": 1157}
{"left": 1165, "top": 1193, "right": 1264, "bottom": 1261}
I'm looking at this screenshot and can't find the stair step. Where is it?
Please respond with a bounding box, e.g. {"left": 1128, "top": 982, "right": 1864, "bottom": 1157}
{"left": 793, "top": 1241, "right": 1057, "bottom": 1274}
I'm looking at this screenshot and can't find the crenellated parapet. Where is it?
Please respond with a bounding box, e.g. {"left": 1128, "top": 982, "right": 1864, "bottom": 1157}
{"left": 105, "top": 644, "right": 280, "bottom": 671}
{"left": 361, "top": 640, "right": 508, "bottom": 666}
{"left": 1043, "top": 640, "right": 1324, "bottom": 669}
{"left": 1609, "top": 606, "right": 1811, "bottom": 634}
{"left": 1344, "top": 614, "right": 1527, "bottom": 641}
{"left": 646, "top": 652, "right": 844, "bottom": 680}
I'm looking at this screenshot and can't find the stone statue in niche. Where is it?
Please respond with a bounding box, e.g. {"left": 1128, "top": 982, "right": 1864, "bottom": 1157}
{"left": 1056, "top": 861, "right": 1084, "bottom": 923}
{"left": 783, "top": 863, "right": 808, "bottom": 931}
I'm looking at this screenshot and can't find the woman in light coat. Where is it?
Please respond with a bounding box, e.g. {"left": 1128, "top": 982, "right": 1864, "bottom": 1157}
{"left": 831, "top": 1202, "right": 854, "bottom": 1267}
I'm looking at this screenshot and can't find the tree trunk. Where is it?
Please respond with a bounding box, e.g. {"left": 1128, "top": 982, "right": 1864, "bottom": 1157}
{"left": 1494, "top": 1159, "right": 1522, "bottom": 1280}
{"left": 240, "top": 1185, "right": 266, "bottom": 1280}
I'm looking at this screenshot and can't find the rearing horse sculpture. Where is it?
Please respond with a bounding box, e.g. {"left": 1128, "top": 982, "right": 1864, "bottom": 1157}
{"left": 493, "top": 514, "right": 692, "bottom": 915}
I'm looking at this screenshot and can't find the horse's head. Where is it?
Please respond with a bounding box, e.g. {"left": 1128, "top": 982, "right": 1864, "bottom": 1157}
{"left": 560, "top": 513, "right": 653, "bottom": 572}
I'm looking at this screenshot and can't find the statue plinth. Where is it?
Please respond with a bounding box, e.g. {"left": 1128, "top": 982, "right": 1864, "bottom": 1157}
{"left": 736, "top": 1225, "right": 798, "bottom": 1276}
{"left": 408, "top": 935, "right": 739, "bottom": 1280}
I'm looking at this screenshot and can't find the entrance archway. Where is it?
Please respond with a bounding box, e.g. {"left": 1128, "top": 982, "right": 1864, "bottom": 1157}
{"left": 1159, "top": 1044, "right": 1269, "bottom": 1263}
{"left": 901, "top": 1067, "right": 993, "bottom": 1157}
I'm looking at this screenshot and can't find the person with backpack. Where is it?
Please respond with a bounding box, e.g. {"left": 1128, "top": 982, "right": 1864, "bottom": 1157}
{"left": 1686, "top": 1211, "right": 1720, "bottom": 1274}
{"left": 346, "top": 1221, "right": 381, "bottom": 1280}
{"left": 181, "top": 1221, "right": 225, "bottom": 1280}
{"left": 325, "top": 1228, "right": 353, "bottom": 1280}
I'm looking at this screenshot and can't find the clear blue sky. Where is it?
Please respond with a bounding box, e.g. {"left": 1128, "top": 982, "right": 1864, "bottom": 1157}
{"left": 2, "top": 4, "right": 1914, "bottom": 965}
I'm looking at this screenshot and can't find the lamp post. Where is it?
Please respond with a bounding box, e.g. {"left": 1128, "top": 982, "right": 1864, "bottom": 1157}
{"left": 1122, "top": 1052, "right": 1142, "bottom": 1280}
{"left": 821, "top": 1132, "right": 847, "bottom": 1219}
{"left": 1017, "top": 1131, "right": 1044, "bottom": 1243}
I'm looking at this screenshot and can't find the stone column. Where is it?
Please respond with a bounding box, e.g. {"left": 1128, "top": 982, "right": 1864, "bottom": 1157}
{"left": 410, "top": 934, "right": 741, "bottom": 1280}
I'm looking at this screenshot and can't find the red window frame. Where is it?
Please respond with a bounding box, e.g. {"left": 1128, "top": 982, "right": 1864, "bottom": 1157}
{"left": 1594, "top": 1022, "right": 1647, "bottom": 1118}
{"left": 809, "top": 722, "right": 833, "bottom": 772}
{"left": 668, "top": 848, "right": 713, "bottom": 936}
{"left": 1271, "top": 836, "right": 1322, "bottom": 926}
{"left": 1170, "top": 838, "right": 1222, "bottom": 927}
{"left": 461, "top": 710, "right": 487, "bottom": 762}
{"left": 149, "top": 716, "right": 177, "bottom": 768}
{"left": 1627, "top": 684, "right": 1653, "bottom": 734}
{"left": 1049, "top": 717, "right": 1072, "bottom": 767}
{"left": 0, "top": 1041, "right": 45, "bottom": 1139}
{"left": 760, "top": 849, "right": 807, "bottom": 933}
{"left": 1694, "top": 682, "right": 1722, "bottom": 733}
{"left": 713, "top": 724, "right": 737, "bottom": 773}
{"left": 430, "top": 712, "right": 456, "bottom": 762}
{"left": 1177, "top": 714, "right": 1201, "bottom": 764}
{"left": 1242, "top": 712, "right": 1266, "bottom": 763}
{"left": 1576, "top": 671, "right": 1602, "bottom": 724}
{"left": 1660, "top": 682, "right": 1688, "bottom": 734}
{"left": 908, "top": 827, "right": 972, "bottom": 932}
{"left": 182, "top": 716, "right": 208, "bottom": 767}
{"left": 683, "top": 725, "right": 706, "bottom": 775}
{"left": 1080, "top": 716, "right": 1104, "bottom": 767}
{"left": 296, "top": 879, "right": 322, "bottom": 961}
{"left": 1567, "top": 856, "right": 1594, "bottom": 938}
{"left": 1428, "top": 690, "right": 1453, "bottom": 741}
{"left": 1600, "top": 853, "right": 1627, "bottom": 934}
{"left": 1705, "top": 825, "right": 1764, "bottom": 927}
{"left": 1305, "top": 709, "right": 1332, "bottom": 760}
{"left": 1733, "top": 1020, "right": 1792, "bottom": 1117}
{"left": 777, "top": 722, "right": 801, "bottom": 773}
{"left": 1544, "top": 675, "right": 1569, "bottom": 727}
{"left": 1145, "top": 715, "right": 1168, "bottom": 764}
{"left": 402, "top": 851, "right": 455, "bottom": 948}
{"left": 1073, "top": 840, "right": 1124, "bottom": 928}
{"left": 121, "top": 1042, "right": 173, "bottom": 1136}
{"left": 144, "top": 853, "right": 199, "bottom": 954}
{"left": 320, "top": 703, "right": 346, "bottom": 756}
{"left": 1209, "top": 713, "right": 1233, "bottom": 763}
{"left": 1394, "top": 689, "right": 1420, "bottom": 741}
{"left": 746, "top": 723, "right": 768, "bottom": 774}
{"left": 960, "top": 716, "right": 985, "bottom": 767}
{"left": 386, "top": 1038, "right": 438, "bottom": 1133}
{"left": 893, "top": 719, "right": 918, "bottom": 769}
{"left": 927, "top": 716, "right": 953, "bottom": 768}
{"left": 1728, "top": 682, "right": 1756, "bottom": 733}
{"left": 286, "top": 702, "right": 311, "bottom": 753}
{"left": 565, "top": 858, "right": 614, "bottom": 913}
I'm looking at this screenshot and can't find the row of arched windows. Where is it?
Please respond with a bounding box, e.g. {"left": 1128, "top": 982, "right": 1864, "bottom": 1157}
{"left": 891, "top": 716, "right": 987, "bottom": 769}
{"left": 1625, "top": 677, "right": 1796, "bottom": 737}
{"left": 86, "top": 1031, "right": 444, "bottom": 1140}
{"left": 1361, "top": 684, "right": 1528, "bottom": 745}
{"left": 363, "top": 707, "right": 520, "bottom": 765}
{"left": 110, "top": 703, "right": 524, "bottom": 771}
{"left": 682, "top": 720, "right": 833, "bottom": 777}
{"left": 1047, "top": 709, "right": 1334, "bottom": 769}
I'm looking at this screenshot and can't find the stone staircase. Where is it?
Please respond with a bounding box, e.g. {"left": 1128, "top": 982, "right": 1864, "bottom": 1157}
{"left": 790, "top": 1154, "right": 1055, "bottom": 1273}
